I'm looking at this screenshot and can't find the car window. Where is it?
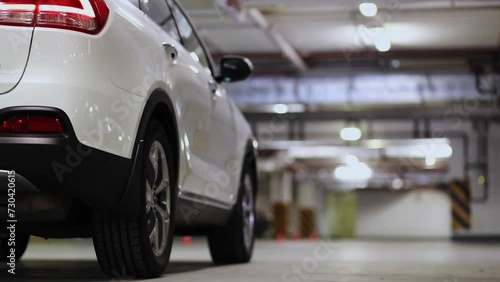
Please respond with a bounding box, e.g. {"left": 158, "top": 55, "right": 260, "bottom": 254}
{"left": 171, "top": 3, "right": 211, "bottom": 72}
{"left": 141, "top": 0, "right": 180, "bottom": 42}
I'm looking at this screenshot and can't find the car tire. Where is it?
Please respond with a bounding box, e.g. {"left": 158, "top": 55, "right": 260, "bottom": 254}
{"left": 0, "top": 233, "right": 30, "bottom": 262}
{"left": 207, "top": 161, "right": 255, "bottom": 264}
{"left": 93, "top": 119, "right": 176, "bottom": 279}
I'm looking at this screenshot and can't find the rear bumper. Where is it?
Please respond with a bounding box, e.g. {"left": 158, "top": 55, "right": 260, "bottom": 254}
{"left": 0, "top": 106, "right": 134, "bottom": 210}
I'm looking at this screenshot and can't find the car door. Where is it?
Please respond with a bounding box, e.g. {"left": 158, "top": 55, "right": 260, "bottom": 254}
{"left": 206, "top": 83, "right": 241, "bottom": 203}
{"left": 170, "top": 1, "right": 237, "bottom": 204}
{"left": 140, "top": 0, "right": 227, "bottom": 202}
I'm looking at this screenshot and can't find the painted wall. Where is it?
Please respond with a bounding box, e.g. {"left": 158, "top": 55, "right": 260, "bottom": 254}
{"left": 356, "top": 189, "right": 452, "bottom": 238}
{"left": 327, "top": 191, "right": 357, "bottom": 238}
{"left": 431, "top": 121, "right": 500, "bottom": 236}
{"left": 257, "top": 119, "right": 500, "bottom": 237}
{"left": 470, "top": 123, "right": 500, "bottom": 235}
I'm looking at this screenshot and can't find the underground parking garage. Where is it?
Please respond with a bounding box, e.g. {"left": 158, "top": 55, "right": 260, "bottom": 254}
{"left": 1, "top": 0, "right": 500, "bottom": 281}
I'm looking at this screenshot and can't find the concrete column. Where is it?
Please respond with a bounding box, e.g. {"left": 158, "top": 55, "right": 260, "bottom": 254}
{"left": 297, "top": 181, "right": 317, "bottom": 238}
{"left": 297, "top": 181, "right": 316, "bottom": 207}
{"left": 270, "top": 170, "right": 293, "bottom": 237}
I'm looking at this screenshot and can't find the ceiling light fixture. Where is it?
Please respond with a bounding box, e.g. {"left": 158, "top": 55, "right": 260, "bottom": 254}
{"left": 340, "top": 127, "right": 362, "bottom": 141}
{"left": 335, "top": 162, "right": 373, "bottom": 181}
{"left": 374, "top": 36, "right": 391, "bottom": 52}
{"left": 425, "top": 155, "right": 436, "bottom": 166}
{"left": 273, "top": 104, "right": 289, "bottom": 114}
{"left": 344, "top": 155, "right": 359, "bottom": 166}
{"left": 359, "top": 2, "right": 378, "bottom": 17}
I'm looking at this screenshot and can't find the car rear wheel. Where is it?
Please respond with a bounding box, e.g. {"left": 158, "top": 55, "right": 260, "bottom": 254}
{"left": 93, "top": 119, "right": 175, "bottom": 279}
{"left": 207, "top": 161, "right": 255, "bottom": 264}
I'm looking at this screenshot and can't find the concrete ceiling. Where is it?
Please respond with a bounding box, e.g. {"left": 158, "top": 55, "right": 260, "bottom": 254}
{"left": 195, "top": 10, "right": 500, "bottom": 54}
{"left": 181, "top": 0, "right": 500, "bottom": 74}
{"left": 180, "top": 0, "right": 500, "bottom": 108}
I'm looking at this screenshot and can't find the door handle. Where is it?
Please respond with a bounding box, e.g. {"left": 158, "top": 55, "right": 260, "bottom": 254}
{"left": 163, "top": 43, "right": 178, "bottom": 61}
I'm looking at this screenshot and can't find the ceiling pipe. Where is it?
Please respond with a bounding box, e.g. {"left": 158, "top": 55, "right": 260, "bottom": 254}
{"left": 246, "top": 8, "right": 308, "bottom": 73}
{"left": 243, "top": 105, "right": 500, "bottom": 122}
{"left": 213, "top": 0, "right": 246, "bottom": 22}
{"left": 187, "top": 3, "right": 308, "bottom": 72}
{"left": 241, "top": 0, "right": 500, "bottom": 10}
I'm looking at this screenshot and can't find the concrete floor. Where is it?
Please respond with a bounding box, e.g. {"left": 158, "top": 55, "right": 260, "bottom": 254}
{"left": 1, "top": 238, "right": 500, "bottom": 281}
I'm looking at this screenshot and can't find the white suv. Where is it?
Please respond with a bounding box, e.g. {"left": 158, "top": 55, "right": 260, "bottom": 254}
{"left": 0, "top": 0, "right": 257, "bottom": 278}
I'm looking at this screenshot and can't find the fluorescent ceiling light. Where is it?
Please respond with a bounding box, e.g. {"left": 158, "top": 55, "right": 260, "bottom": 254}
{"left": 359, "top": 2, "right": 378, "bottom": 17}
{"left": 344, "top": 155, "right": 359, "bottom": 166}
{"left": 357, "top": 25, "right": 383, "bottom": 45}
{"left": 384, "top": 23, "right": 429, "bottom": 46}
{"left": 335, "top": 162, "right": 373, "bottom": 181}
{"left": 357, "top": 24, "right": 391, "bottom": 52}
{"left": 340, "top": 127, "right": 362, "bottom": 141}
{"left": 374, "top": 36, "right": 391, "bottom": 52}
{"left": 386, "top": 143, "right": 453, "bottom": 158}
{"left": 425, "top": 155, "right": 437, "bottom": 166}
{"left": 289, "top": 146, "right": 341, "bottom": 158}
{"left": 273, "top": 104, "right": 289, "bottom": 114}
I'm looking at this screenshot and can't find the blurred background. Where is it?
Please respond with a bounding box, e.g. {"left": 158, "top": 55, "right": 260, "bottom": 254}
{"left": 182, "top": 0, "right": 500, "bottom": 241}
{"left": 7, "top": 1, "right": 500, "bottom": 281}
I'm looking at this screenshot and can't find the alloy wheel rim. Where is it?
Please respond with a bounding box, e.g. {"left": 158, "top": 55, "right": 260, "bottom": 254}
{"left": 242, "top": 174, "right": 255, "bottom": 251}
{"left": 146, "top": 140, "right": 171, "bottom": 257}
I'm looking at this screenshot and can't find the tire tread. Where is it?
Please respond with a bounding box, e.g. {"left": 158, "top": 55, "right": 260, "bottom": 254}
{"left": 94, "top": 216, "right": 150, "bottom": 278}
{"left": 93, "top": 118, "right": 175, "bottom": 279}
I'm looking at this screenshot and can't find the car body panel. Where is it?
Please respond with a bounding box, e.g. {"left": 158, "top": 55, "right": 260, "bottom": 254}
{"left": 0, "top": 26, "right": 34, "bottom": 94}
{"left": 0, "top": 0, "right": 254, "bottom": 209}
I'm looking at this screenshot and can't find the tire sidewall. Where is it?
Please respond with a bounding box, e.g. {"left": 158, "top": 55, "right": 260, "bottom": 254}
{"left": 234, "top": 163, "right": 256, "bottom": 260}
{"left": 139, "top": 120, "right": 176, "bottom": 275}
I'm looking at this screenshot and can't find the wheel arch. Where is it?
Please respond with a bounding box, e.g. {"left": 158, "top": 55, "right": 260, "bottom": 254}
{"left": 112, "top": 89, "right": 180, "bottom": 219}
{"left": 244, "top": 139, "right": 258, "bottom": 198}
{"left": 146, "top": 90, "right": 180, "bottom": 178}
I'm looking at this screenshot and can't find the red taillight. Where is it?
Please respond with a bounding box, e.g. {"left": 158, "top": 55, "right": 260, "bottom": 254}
{"left": 37, "top": 0, "right": 109, "bottom": 34}
{"left": 0, "top": 0, "right": 109, "bottom": 34}
{"left": 0, "top": 0, "right": 36, "bottom": 26}
{"left": 0, "top": 116, "right": 63, "bottom": 133}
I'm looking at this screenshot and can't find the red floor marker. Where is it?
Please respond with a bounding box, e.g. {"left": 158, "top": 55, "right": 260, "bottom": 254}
{"left": 309, "top": 232, "right": 318, "bottom": 241}
{"left": 181, "top": 236, "right": 193, "bottom": 245}
{"left": 276, "top": 233, "right": 286, "bottom": 242}
{"left": 292, "top": 233, "right": 301, "bottom": 241}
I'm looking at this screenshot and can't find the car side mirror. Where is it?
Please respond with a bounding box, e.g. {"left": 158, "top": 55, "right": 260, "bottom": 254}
{"left": 216, "top": 56, "right": 253, "bottom": 83}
